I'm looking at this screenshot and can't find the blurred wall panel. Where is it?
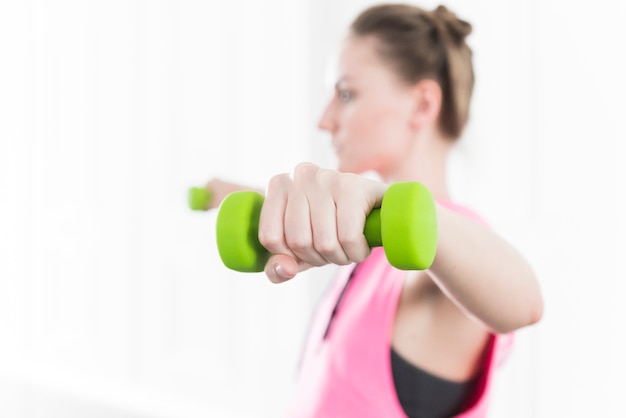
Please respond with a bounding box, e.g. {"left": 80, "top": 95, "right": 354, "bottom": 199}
{"left": 0, "top": 0, "right": 313, "bottom": 417}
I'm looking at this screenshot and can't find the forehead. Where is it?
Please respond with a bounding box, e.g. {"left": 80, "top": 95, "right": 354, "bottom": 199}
{"left": 338, "top": 35, "right": 401, "bottom": 85}
{"left": 341, "top": 35, "right": 379, "bottom": 60}
{"left": 339, "top": 36, "right": 383, "bottom": 71}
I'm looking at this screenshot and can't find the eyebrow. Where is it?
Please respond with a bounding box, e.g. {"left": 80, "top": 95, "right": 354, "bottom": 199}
{"left": 334, "top": 76, "right": 352, "bottom": 90}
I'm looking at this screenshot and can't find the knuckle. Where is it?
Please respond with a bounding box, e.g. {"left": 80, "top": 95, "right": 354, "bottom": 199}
{"left": 336, "top": 172, "right": 360, "bottom": 190}
{"left": 315, "top": 168, "right": 334, "bottom": 184}
{"left": 267, "top": 173, "right": 291, "bottom": 192}
{"left": 258, "top": 228, "right": 282, "bottom": 252}
{"left": 352, "top": 248, "right": 370, "bottom": 263}
{"left": 337, "top": 229, "right": 360, "bottom": 247}
{"left": 338, "top": 232, "right": 368, "bottom": 261}
{"left": 314, "top": 237, "right": 339, "bottom": 258}
{"left": 328, "top": 173, "right": 355, "bottom": 199}
{"left": 293, "top": 162, "right": 318, "bottom": 182}
{"left": 285, "top": 234, "right": 311, "bottom": 254}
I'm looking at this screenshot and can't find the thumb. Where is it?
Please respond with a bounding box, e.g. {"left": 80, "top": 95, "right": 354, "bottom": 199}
{"left": 264, "top": 254, "right": 312, "bottom": 283}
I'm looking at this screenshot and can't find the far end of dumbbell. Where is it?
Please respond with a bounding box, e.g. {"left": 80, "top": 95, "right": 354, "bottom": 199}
{"left": 188, "top": 187, "right": 213, "bottom": 211}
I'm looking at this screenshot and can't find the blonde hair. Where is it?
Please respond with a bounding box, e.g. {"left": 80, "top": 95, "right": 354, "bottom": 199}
{"left": 351, "top": 4, "right": 474, "bottom": 139}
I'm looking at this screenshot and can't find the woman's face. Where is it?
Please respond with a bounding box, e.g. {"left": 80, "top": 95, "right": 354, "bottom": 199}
{"left": 318, "top": 35, "right": 416, "bottom": 176}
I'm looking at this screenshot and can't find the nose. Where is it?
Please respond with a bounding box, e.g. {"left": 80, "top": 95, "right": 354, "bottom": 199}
{"left": 317, "top": 98, "right": 336, "bottom": 132}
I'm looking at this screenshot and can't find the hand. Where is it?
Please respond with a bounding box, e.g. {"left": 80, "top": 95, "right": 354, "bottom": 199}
{"left": 204, "top": 178, "right": 258, "bottom": 209}
{"left": 258, "top": 162, "right": 387, "bottom": 283}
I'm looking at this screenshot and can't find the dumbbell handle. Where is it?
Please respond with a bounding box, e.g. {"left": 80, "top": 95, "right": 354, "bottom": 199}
{"left": 363, "top": 210, "right": 383, "bottom": 247}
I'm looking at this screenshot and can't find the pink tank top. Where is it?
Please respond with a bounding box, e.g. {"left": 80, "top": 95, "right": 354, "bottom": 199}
{"left": 285, "top": 201, "right": 514, "bottom": 418}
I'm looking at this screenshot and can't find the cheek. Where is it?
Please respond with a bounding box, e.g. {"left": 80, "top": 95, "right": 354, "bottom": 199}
{"left": 338, "top": 106, "right": 408, "bottom": 172}
{"left": 354, "top": 104, "right": 407, "bottom": 150}
{"left": 344, "top": 103, "right": 394, "bottom": 141}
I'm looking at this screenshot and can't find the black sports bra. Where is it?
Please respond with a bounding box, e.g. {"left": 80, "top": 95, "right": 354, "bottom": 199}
{"left": 391, "top": 347, "right": 479, "bottom": 418}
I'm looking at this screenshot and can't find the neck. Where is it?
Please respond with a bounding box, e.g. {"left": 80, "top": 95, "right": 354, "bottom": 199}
{"left": 380, "top": 130, "right": 453, "bottom": 201}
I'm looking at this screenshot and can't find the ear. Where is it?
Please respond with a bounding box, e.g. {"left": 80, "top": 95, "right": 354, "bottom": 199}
{"left": 409, "top": 79, "right": 443, "bottom": 131}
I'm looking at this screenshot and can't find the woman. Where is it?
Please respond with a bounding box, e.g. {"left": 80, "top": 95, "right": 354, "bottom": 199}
{"left": 204, "top": 4, "right": 543, "bottom": 417}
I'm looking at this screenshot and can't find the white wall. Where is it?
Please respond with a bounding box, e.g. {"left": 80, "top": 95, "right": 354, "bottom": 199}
{"left": 0, "top": 0, "right": 624, "bottom": 417}
{"left": 0, "top": 0, "right": 316, "bottom": 417}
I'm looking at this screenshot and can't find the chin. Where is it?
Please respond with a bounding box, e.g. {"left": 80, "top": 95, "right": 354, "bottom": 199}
{"left": 337, "top": 162, "right": 359, "bottom": 174}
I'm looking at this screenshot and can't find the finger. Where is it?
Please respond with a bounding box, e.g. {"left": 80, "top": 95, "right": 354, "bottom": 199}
{"left": 284, "top": 187, "right": 328, "bottom": 267}
{"left": 264, "top": 254, "right": 312, "bottom": 283}
{"left": 258, "top": 174, "right": 295, "bottom": 258}
{"left": 335, "top": 177, "right": 387, "bottom": 262}
{"left": 335, "top": 194, "right": 371, "bottom": 262}
{"left": 309, "top": 192, "right": 351, "bottom": 265}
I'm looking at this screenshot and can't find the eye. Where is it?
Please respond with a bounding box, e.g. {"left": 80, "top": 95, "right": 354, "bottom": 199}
{"left": 337, "top": 89, "right": 353, "bottom": 103}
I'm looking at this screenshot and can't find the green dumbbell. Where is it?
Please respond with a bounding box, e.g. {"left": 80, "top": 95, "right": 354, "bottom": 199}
{"left": 214, "top": 182, "right": 437, "bottom": 272}
{"left": 188, "top": 187, "right": 213, "bottom": 211}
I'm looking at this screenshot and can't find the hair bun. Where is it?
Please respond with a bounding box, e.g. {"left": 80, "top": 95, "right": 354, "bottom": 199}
{"left": 433, "top": 5, "right": 472, "bottom": 43}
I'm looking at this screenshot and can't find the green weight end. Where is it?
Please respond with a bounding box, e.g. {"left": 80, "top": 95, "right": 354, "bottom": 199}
{"left": 188, "top": 187, "right": 213, "bottom": 211}
{"left": 381, "top": 182, "right": 437, "bottom": 270}
{"left": 216, "top": 191, "right": 269, "bottom": 272}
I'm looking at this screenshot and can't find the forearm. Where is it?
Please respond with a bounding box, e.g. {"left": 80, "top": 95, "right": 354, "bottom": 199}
{"left": 428, "top": 205, "right": 544, "bottom": 334}
{"left": 204, "top": 179, "right": 264, "bottom": 209}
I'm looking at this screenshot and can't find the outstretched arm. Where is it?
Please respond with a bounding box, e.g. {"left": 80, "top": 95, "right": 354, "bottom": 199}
{"left": 203, "top": 178, "right": 264, "bottom": 209}
{"left": 258, "top": 163, "right": 543, "bottom": 333}
{"left": 428, "top": 206, "right": 543, "bottom": 333}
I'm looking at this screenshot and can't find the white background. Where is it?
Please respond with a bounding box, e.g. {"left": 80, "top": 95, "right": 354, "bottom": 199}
{"left": 0, "top": 0, "right": 624, "bottom": 417}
